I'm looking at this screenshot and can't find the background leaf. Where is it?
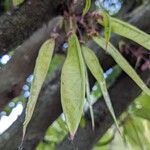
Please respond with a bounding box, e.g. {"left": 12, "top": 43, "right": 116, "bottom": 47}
{"left": 93, "top": 37, "right": 150, "bottom": 96}
{"left": 23, "top": 38, "right": 55, "bottom": 141}
{"left": 61, "top": 33, "right": 85, "bottom": 139}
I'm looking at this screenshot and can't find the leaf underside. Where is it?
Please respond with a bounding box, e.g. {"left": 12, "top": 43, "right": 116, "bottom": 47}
{"left": 61, "top": 33, "right": 85, "bottom": 138}
{"left": 23, "top": 38, "right": 55, "bottom": 140}
{"left": 82, "top": 46, "right": 120, "bottom": 133}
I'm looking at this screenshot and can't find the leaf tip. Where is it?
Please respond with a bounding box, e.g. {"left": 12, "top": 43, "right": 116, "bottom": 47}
{"left": 69, "top": 132, "right": 75, "bottom": 141}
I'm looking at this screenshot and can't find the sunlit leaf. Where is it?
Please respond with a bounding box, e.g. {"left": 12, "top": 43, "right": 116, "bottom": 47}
{"left": 93, "top": 37, "right": 150, "bottom": 96}
{"left": 13, "top": 0, "right": 24, "bottom": 6}
{"left": 23, "top": 38, "right": 55, "bottom": 140}
{"left": 61, "top": 33, "right": 85, "bottom": 139}
{"left": 110, "top": 18, "right": 150, "bottom": 51}
{"left": 82, "top": 46, "right": 120, "bottom": 133}
{"left": 82, "top": 0, "right": 91, "bottom": 16}
{"left": 123, "top": 116, "right": 146, "bottom": 149}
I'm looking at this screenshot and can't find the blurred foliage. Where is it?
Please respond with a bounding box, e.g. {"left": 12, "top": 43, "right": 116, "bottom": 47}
{"left": 92, "top": 93, "right": 150, "bottom": 150}
{"left": 0, "top": 0, "right": 24, "bottom": 12}
{"left": 37, "top": 117, "right": 67, "bottom": 150}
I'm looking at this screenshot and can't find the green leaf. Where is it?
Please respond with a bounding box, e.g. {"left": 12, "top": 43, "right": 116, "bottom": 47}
{"left": 13, "top": 0, "right": 24, "bottom": 6}
{"left": 136, "top": 93, "right": 150, "bottom": 109}
{"left": 110, "top": 18, "right": 150, "bottom": 51}
{"left": 82, "top": 0, "right": 91, "bottom": 16}
{"left": 93, "top": 37, "right": 150, "bottom": 96}
{"left": 92, "top": 65, "right": 122, "bottom": 99}
{"left": 134, "top": 94, "right": 150, "bottom": 121}
{"left": 23, "top": 38, "right": 55, "bottom": 141}
{"left": 4, "top": 0, "right": 13, "bottom": 11}
{"left": 101, "top": 12, "right": 111, "bottom": 47}
{"left": 82, "top": 46, "right": 120, "bottom": 133}
{"left": 61, "top": 33, "right": 85, "bottom": 139}
{"left": 123, "top": 117, "right": 144, "bottom": 149}
{"left": 134, "top": 108, "right": 150, "bottom": 121}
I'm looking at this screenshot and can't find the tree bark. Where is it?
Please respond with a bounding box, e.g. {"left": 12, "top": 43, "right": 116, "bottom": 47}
{"left": 0, "top": 16, "right": 63, "bottom": 110}
{"left": 0, "top": 67, "right": 62, "bottom": 150}
{"left": 0, "top": 0, "right": 87, "bottom": 55}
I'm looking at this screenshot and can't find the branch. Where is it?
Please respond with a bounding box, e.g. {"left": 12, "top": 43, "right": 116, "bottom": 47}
{"left": 0, "top": 0, "right": 87, "bottom": 55}
{"left": 0, "top": 0, "right": 63, "bottom": 54}
{"left": 0, "top": 16, "right": 63, "bottom": 110}
{"left": 0, "top": 67, "right": 62, "bottom": 150}
{"left": 56, "top": 70, "right": 150, "bottom": 150}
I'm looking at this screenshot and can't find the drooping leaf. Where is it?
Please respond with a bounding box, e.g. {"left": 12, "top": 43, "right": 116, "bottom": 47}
{"left": 93, "top": 37, "right": 150, "bottom": 96}
{"left": 82, "top": 0, "right": 91, "bottom": 16}
{"left": 61, "top": 33, "right": 85, "bottom": 139}
{"left": 82, "top": 46, "right": 120, "bottom": 133}
{"left": 23, "top": 38, "right": 55, "bottom": 140}
{"left": 110, "top": 18, "right": 150, "bottom": 51}
{"left": 101, "top": 11, "right": 111, "bottom": 47}
{"left": 92, "top": 65, "right": 122, "bottom": 99}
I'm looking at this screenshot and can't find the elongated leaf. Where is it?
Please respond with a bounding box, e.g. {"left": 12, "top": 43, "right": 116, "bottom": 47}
{"left": 82, "top": 46, "right": 120, "bottom": 132}
{"left": 102, "top": 12, "right": 111, "bottom": 47}
{"left": 82, "top": 0, "right": 91, "bottom": 16}
{"left": 93, "top": 37, "right": 150, "bottom": 96}
{"left": 23, "top": 39, "right": 55, "bottom": 140}
{"left": 61, "top": 33, "right": 85, "bottom": 139}
{"left": 110, "top": 18, "right": 150, "bottom": 51}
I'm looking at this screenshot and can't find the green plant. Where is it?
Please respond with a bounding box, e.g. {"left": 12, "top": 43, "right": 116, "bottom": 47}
{"left": 22, "top": 0, "right": 150, "bottom": 144}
